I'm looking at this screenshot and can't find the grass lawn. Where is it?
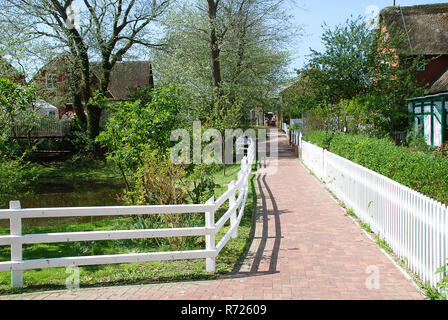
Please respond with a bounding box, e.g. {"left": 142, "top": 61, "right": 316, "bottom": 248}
{"left": 0, "top": 162, "right": 258, "bottom": 295}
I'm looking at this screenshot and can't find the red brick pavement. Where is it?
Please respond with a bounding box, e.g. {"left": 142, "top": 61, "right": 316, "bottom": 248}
{"left": 0, "top": 128, "right": 423, "bottom": 300}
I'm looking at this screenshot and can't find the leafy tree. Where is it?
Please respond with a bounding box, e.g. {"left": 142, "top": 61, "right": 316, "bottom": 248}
{"left": 0, "top": 0, "right": 170, "bottom": 139}
{"left": 153, "top": 0, "right": 297, "bottom": 122}
{"left": 0, "top": 78, "right": 37, "bottom": 154}
{"left": 0, "top": 78, "right": 40, "bottom": 207}
{"left": 96, "top": 84, "right": 187, "bottom": 189}
{"left": 292, "top": 16, "right": 425, "bottom": 135}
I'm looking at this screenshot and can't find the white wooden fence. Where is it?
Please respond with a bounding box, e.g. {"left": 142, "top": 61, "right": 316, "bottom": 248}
{"left": 289, "top": 130, "right": 302, "bottom": 147}
{"left": 300, "top": 138, "right": 448, "bottom": 289}
{"left": 0, "top": 139, "right": 256, "bottom": 288}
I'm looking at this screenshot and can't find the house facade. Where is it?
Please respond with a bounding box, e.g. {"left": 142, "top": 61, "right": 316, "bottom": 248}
{"left": 31, "top": 54, "right": 155, "bottom": 119}
{"left": 379, "top": 4, "right": 448, "bottom": 146}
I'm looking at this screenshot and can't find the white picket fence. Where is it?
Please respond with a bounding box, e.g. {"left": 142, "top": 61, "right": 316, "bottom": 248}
{"left": 289, "top": 130, "right": 302, "bottom": 147}
{"left": 301, "top": 139, "right": 448, "bottom": 289}
{"left": 0, "top": 139, "right": 256, "bottom": 288}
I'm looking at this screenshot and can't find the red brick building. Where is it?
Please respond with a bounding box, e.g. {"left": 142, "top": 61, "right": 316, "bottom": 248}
{"left": 31, "top": 54, "right": 155, "bottom": 119}
{"left": 379, "top": 4, "right": 448, "bottom": 147}
{"left": 378, "top": 4, "right": 448, "bottom": 94}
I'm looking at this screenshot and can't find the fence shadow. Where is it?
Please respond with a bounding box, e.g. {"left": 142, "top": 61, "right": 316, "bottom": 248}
{"left": 229, "top": 177, "right": 287, "bottom": 281}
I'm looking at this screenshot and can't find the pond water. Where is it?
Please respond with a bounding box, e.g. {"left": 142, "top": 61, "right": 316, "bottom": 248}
{"left": 0, "top": 182, "right": 124, "bottom": 228}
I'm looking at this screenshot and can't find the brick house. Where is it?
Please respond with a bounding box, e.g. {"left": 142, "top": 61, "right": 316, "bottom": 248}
{"left": 378, "top": 4, "right": 448, "bottom": 91}
{"left": 31, "top": 54, "right": 155, "bottom": 119}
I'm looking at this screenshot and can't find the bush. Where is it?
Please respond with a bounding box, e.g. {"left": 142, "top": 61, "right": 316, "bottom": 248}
{"left": 0, "top": 157, "right": 39, "bottom": 207}
{"left": 304, "top": 130, "right": 448, "bottom": 205}
{"left": 124, "top": 152, "right": 205, "bottom": 250}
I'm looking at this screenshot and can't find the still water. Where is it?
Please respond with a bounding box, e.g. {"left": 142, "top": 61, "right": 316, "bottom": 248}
{"left": 0, "top": 182, "right": 124, "bottom": 228}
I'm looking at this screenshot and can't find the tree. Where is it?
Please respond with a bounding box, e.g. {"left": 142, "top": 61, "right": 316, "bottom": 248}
{"left": 295, "top": 16, "right": 425, "bottom": 135}
{"left": 0, "top": 0, "right": 170, "bottom": 139}
{"left": 153, "top": 0, "right": 297, "bottom": 123}
{"left": 0, "top": 78, "right": 37, "bottom": 153}
{"left": 96, "top": 84, "right": 188, "bottom": 189}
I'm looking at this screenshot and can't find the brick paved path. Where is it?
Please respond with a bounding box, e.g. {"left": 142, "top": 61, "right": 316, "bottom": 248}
{"left": 0, "top": 128, "right": 423, "bottom": 300}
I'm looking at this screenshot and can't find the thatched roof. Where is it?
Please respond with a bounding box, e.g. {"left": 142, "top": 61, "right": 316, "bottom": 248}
{"left": 91, "top": 61, "right": 154, "bottom": 100}
{"left": 429, "top": 68, "right": 448, "bottom": 94}
{"left": 379, "top": 4, "right": 448, "bottom": 55}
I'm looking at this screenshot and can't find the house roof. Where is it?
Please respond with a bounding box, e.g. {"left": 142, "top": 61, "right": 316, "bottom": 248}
{"left": 379, "top": 4, "right": 448, "bottom": 55}
{"left": 428, "top": 68, "right": 448, "bottom": 94}
{"left": 31, "top": 54, "right": 154, "bottom": 101}
{"left": 91, "top": 61, "right": 153, "bottom": 100}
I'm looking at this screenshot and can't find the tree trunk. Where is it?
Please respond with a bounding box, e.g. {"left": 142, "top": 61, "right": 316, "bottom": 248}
{"left": 207, "top": 0, "right": 222, "bottom": 90}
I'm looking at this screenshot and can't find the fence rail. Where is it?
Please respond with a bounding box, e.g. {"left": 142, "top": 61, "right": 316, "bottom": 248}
{"left": 299, "top": 138, "right": 448, "bottom": 288}
{"left": 0, "top": 139, "right": 256, "bottom": 288}
{"left": 9, "top": 118, "right": 71, "bottom": 138}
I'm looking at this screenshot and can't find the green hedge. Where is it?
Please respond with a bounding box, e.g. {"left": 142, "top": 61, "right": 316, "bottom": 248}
{"left": 303, "top": 131, "right": 448, "bottom": 205}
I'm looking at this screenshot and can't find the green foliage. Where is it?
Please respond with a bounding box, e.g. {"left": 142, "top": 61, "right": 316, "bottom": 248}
{"left": 0, "top": 78, "right": 40, "bottom": 206}
{"left": 304, "top": 130, "right": 448, "bottom": 204}
{"left": 125, "top": 152, "right": 190, "bottom": 206}
{"left": 303, "top": 130, "right": 334, "bottom": 150}
{"left": 96, "top": 84, "right": 186, "bottom": 178}
{"left": 187, "top": 164, "right": 218, "bottom": 204}
{"left": 0, "top": 156, "right": 38, "bottom": 207}
{"left": 123, "top": 152, "right": 201, "bottom": 250}
{"left": 434, "top": 262, "right": 448, "bottom": 300}
{"left": 289, "top": 123, "right": 302, "bottom": 131}
{"left": 289, "top": 16, "right": 425, "bottom": 135}
{"left": 153, "top": 1, "right": 293, "bottom": 124}
{"left": 62, "top": 121, "right": 98, "bottom": 161}
{"left": 0, "top": 78, "right": 37, "bottom": 155}
{"left": 127, "top": 85, "right": 154, "bottom": 106}
{"left": 406, "top": 126, "right": 429, "bottom": 153}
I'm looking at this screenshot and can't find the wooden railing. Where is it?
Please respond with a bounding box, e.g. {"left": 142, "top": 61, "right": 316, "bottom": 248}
{"left": 0, "top": 139, "right": 256, "bottom": 288}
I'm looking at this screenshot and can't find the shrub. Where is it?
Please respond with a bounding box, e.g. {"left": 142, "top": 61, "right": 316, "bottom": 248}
{"left": 304, "top": 130, "right": 448, "bottom": 205}
{"left": 0, "top": 157, "right": 38, "bottom": 207}
{"left": 124, "top": 152, "right": 204, "bottom": 250}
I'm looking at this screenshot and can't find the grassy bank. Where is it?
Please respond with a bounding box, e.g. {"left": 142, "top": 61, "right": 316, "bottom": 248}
{"left": 0, "top": 163, "right": 257, "bottom": 295}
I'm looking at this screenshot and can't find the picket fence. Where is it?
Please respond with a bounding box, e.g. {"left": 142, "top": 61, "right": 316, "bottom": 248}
{"left": 281, "top": 122, "right": 288, "bottom": 134}
{"left": 298, "top": 137, "right": 448, "bottom": 288}
{"left": 0, "top": 139, "right": 256, "bottom": 288}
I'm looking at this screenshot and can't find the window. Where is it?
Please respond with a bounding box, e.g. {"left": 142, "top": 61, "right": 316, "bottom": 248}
{"left": 64, "top": 73, "right": 71, "bottom": 90}
{"left": 416, "top": 62, "right": 426, "bottom": 72}
{"left": 46, "top": 73, "right": 57, "bottom": 90}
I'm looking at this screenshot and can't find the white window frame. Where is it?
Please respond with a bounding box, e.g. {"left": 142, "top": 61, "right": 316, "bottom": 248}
{"left": 46, "top": 73, "right": 57, "bottom": 90}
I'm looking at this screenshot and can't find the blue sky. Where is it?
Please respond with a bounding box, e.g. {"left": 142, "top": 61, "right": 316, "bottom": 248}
{"left": 288, "top": 0, "right": 448, "bottom": 74}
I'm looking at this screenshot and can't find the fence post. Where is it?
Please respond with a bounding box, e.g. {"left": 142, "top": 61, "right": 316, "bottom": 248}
{"left": 323, "top": 149, "right": 327, "bottom": 182}
{"left": 9, "top": 200, "right": 23, "bottom": 288}
{"left": 228, "top": 181, "right": 238, "bottom": 238}
{"left": 205, "top": 197, "right": 216, "bottom": 273}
